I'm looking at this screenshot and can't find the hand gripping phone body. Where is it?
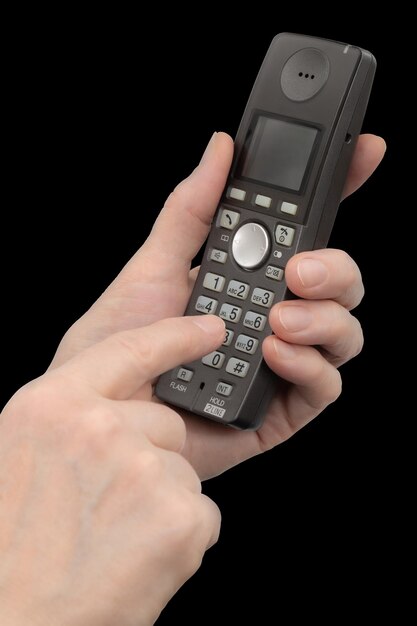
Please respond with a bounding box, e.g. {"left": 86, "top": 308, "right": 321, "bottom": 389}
{"left": 156, "top": 33, "right": 376, "bottom": 430}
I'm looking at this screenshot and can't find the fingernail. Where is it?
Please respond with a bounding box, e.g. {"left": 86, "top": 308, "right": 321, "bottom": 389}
{"left": 200, "top": 132, "right": 217, "bottom": 165}
{"left": 273, "top": 338, "right": 297, "bottom": 359}
{"left": 297, "top": 258, "right": 329, "bottom": 288}
{"left": 278, "top": 305, "right": 313, "bottom": 332}
{"left": 192, "top": 314, "right": 225, "bottom": 335}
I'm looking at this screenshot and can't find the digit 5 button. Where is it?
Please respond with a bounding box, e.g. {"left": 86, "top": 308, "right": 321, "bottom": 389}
{"left": 232, "top": 222, "right": 270, "bottom": 270}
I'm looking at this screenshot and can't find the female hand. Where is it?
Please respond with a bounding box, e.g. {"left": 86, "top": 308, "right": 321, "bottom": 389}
{"left": 0, "top": 314, "right": 225, "bottom": 625}
{"left": 50, "top": 132, "right": 386, "bottom": 479}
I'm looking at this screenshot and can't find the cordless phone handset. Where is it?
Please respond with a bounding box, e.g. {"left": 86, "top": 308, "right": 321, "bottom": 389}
{"left": 156, "top": 33, "right": 376, "bottom": 430}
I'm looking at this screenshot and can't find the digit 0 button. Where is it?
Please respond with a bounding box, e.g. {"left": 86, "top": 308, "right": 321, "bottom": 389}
{"left": 232, "top": 222, "right": 270, "bottom": 270}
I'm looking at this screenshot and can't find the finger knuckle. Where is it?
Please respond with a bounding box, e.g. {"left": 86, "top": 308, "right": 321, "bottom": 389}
{"left": 163, "top": 495, "right": 209, "bottom": 571}
{"left": 4, "top": 377, "right": 66, "bottom": 431}
{"left": 126, "top": 449, "right": 164, "bottom": 484}
{"left": 350, "top": 319, "right": 365, "bottom": 358}
{"left": 323, "top": 369, "right": 343, "bottom": 406}
{"left": 73, "top": 404, "right": 122, "bottom": 455}
{"left": 156, "top": 405, "right": 187, "bottom": 450}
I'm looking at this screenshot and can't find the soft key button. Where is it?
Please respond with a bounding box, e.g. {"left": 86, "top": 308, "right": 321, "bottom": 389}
{"left": 255, "top": 194, "right": 272, "bottom": 208}
{"left": 228, "top": 187, "right": 246, "bottom": 201}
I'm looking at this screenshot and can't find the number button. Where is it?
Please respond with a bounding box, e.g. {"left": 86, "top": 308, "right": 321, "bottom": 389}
{"left": 235, "top": 334, "right": 259, "bottom": 355}
{"left": 243, "top": 311, "right": 267, "bottom": 332}
{"left": 220, "top": 209, "right": 240, "bottom": 230}
{"left": 275, "top": 224, "right": 295, "bottom": 247}
{"left": 227, "top": 280, "right": 250, "bottom": 300}
{"left": 222, "top": 328, "right": 234, "bottom": 346}
{"left": 202, "top": 351, "right": 225, "bottom": 369}
{"left": 203, "top": 272, "right": 225, "bottom": 293}
{"left": 219, "top": 303, "right": 242, "bottom": 324}
{"left": 210, "top": 248, "right": 228, "bottom": 264}
{"left": 195, "top": 295, "right": 218, "bottom": 315}
{"left": 251, "top": 288, "right": 274, "bottom": 308}
{"left": 226, "top": 357, "right": 250, "bottom": 378}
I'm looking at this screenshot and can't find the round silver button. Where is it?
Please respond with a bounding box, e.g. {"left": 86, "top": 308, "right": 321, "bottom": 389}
{"left": 232, "top": 222, "right": 270, "bottom": 270}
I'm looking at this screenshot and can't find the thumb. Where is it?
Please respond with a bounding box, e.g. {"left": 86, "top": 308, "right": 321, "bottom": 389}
{"left": 121, "top": 132, "right": 234, "bottom": 281}
{"left": 60, "top": 315, "right": 226, "bottom": 399}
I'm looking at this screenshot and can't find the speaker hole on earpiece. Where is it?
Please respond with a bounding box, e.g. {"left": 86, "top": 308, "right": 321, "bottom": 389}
{"left": 345, "top": 133, "right": 352, "bottom": 144}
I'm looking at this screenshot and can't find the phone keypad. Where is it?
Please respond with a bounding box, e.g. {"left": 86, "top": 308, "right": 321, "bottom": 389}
{"left": 196, "top": 202, "right": 298, "bottom": 395}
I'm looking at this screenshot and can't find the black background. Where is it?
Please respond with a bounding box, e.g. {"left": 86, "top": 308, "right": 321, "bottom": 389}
{"left": 2, "top": 13, "right": 403, "bottom": 623}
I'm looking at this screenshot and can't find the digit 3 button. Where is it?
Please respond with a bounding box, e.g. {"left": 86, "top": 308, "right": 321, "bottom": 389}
{"left": 232, "top": 223, "right": 270, "bottom": 270}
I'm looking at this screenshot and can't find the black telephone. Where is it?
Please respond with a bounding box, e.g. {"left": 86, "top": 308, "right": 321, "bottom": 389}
{"left": 156, "top": 33, "right": 376, "bottom": 430}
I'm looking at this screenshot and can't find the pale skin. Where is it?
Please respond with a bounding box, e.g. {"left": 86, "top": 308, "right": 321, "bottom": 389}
{"left": 0, "top": 133, "right": 385, "bottom": 624}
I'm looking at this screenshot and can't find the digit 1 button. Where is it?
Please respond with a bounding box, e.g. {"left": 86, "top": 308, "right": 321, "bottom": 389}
{"left": 203, "top": 272, "right": 225, "bottom": 293}
{"left": 232, "top": 222, "right": 270, "bottom": 269}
